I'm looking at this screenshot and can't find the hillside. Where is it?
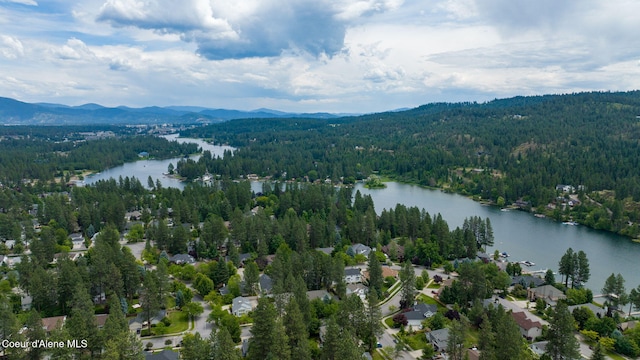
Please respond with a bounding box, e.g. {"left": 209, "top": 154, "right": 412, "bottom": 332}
{"left": 180, "top": 91, "right": 640, "bottom": 237}
{"left": 0, "top": 97, "right": 340, "bottom": 125}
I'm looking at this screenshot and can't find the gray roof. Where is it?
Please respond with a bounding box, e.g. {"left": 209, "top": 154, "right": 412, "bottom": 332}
{"left": 169, "top": 253, "right": 195, "bottom": 264}
{"left": 426, "top": 328, "right": 449, "bottom": 351}
{"left": 145, "top": 349, "right": 179, "bottom": 360}
{"left": 568, "top": 303, "right": 606, "bottom": 318}
{"left": 349, "top": 243, "right": 372, "bottom": 256}
{"left": 316, "top": 247, "right": 334, "bottom": 255}
{"left": 511, "top": 275, "right": 545, "bottom": 287}
{"left": 259, "top": 274, "right": 272, "bottom": 293}
{"left": 345, "top": 268, "right": 361, "bottom": 276}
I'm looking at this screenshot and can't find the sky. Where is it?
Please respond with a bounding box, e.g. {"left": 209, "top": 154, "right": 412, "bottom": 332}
{"left": 1, "top": 0, "right": 639, "bottom": 113}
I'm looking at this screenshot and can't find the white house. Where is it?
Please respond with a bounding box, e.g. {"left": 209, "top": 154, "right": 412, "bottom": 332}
{"left": 346, "top": 283, "right": 368, "bottom": 302}
{"left": 232, "top": 296, "right": 254, "bottom": 317}
{"left": 344, "top": 268, "right": 362, "bottom": 284}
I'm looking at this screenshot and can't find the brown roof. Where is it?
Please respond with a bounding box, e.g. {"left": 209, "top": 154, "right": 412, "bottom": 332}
{"left": 95, "top": 314, "right": 109, "bottom": 328}
{"left": 511, "top": 311, "right": 542, "bottom": 331}
{"left": 41, "top": 316, "right": 66, "bottom": 332}
{"left": 362, "top": 266, "right": 399, "bottom": 281}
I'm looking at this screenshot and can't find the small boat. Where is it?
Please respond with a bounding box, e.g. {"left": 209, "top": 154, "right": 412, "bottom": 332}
{"left": 500, "top": 252, "right": 510, "bottom": 258}
{"left": 522, "top": 261, "right": 535, "bottom": 266}
{"left": 562, "top": 221, "right": 579, "bottom": 226}
{"left": 534, "top": 214, "right": 546, "bottom": 218}
{"left": 501, "top": 208, "right": 510, "bottom": 212}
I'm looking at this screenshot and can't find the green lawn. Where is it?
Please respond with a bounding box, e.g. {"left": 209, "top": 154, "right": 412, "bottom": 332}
{"left": 416, "top": 294, "right": 447, "bottom": 311}
{"left": 384, "top": 317, "right": 395, "bottom": 328}
{"left": 164, "top": 311, "right": 189, "bottom": 333}
{"left": 399, "top": 331, "right": 429, "bottom": 350}
{"left": 427, "top": 282, "right": 440, "bottom": 289}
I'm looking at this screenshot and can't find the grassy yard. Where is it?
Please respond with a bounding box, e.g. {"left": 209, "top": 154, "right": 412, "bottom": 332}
{"left": 164, "top": 311, "right": 189, "bottom": 333}
{"left": 427, "top": 282, "right": 440, "bottom": 289}
{"left": 384, "top": 317, "right": 395, "bottom": 328}
{"left": 416, "top": 294, "right": 447, "bottom": 311}
{"left": 399, "top": 331, "right": 429, "bottom": 350}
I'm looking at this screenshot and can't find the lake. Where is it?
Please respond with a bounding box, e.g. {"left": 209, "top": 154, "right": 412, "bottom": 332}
{"left": 87, "top": 137, "right": 640, "bottom": 292}
{"left": 84, "top": 134, "right": 234, "bottom": 189}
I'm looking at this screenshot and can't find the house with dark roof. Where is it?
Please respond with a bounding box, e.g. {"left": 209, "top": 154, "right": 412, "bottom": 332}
{"left": 426, "top": 328, "right": 449, "bottom": 352}
{"left": 145, "top": 349, "right": 179, "bottom": 360}
{"left": 404, "top": 303, "right": 438, "bottom": 329}
{"left": 511, "top": 275, "right": 545, "bottom": 288}
{"left": 527, "top": 285, "right": 566, "bottom": 306}
{"left": 568, "top": 303, "right": 606, "bottom": 319}
{"left": 169, "top": 253, "right": 195, "bottom": 265}
{"left": 259, "top": 274, "right": 273, "bottom": 294}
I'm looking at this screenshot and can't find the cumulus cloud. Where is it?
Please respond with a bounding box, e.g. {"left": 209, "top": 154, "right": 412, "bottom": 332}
{"left": 55, "top": 38, "right": 95, "bottom": 60}
{"left": 96, "top": 0, "right": 400, "bottom": 60}
{"left": 0, "top": 35, "right": 24, "bottom": 58}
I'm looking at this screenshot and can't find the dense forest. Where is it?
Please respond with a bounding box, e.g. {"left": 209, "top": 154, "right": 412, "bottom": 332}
{"left": 179, "top": 91, "right": 640, "bottom": 237}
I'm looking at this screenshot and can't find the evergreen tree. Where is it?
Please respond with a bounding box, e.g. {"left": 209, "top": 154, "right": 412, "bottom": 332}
{"left": 478, "top": 314, "right": 496, "bottom": 360}
{"left": 363, "top": 290, "right": 384, "bottom": 352}
{"left": 321, "top": 316, "right": 362, "bottom": 360}
{"left": 102, "top": 332, "right": 144, "bottom": 360}
{"left": 558, "top": 248, "right": 575, "bottom": 287}
{"left": 546, "top": 302, "right": 581, "bottom": 360}
{"left": 575, "top": 250, "right": 590, "bottom": 286}
{"left": 492, "top": 306, "right": 527, "bottom": 360}
{"left": 244, "top": 261, "right": 260, "bottom": 296}
{"left": 65, "top": 282, "right": 100, "bottom": 356}
{"left": 399, "top": 260, "right": 416, "bottom": 309}
{"left": 367, "top": 250, "right": 384, "bottom": 299}
{"left": 544, "top": 269, "right": 556, "bottom": 285}
{"left": 590, "top": 342, "right": 605, "bottom": 360}
{"left": 139, "top": 271, "right": 161, "bottom": 333}
{"left": 210, "top": 327, "right": 241, "bottom": 360}
{"left": 180, "top": 332, "right": 209, "bottom": 360}
{"left": 248, "top": 298, "right": 277, "bottom": 360}
{"left": 446, "top": 316, "right": 469, "bottom": 360}
{"left": 284, "top": 298, "right": 312, "bottom": 360}
{"left": 267, "top": 319, "right": 291, "bottom": 360}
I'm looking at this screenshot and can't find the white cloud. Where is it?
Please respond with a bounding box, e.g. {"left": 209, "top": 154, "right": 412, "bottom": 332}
{"left": 0, "top": 0, "right": 38, "bottom": 5}
{"left": 0, "top": 35, "right": 24, "bottom": 58}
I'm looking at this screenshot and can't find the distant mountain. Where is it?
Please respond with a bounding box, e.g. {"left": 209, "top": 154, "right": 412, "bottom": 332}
{"left": 0, "top": 97, "right": 346, "bottom": 125}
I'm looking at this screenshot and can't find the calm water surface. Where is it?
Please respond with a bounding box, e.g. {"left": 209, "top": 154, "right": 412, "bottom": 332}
{"left": 353, "top": 182, "right": 640, "bottom": 292}
{"left": 87, "top": 140, "right": 640, "bottom": 291}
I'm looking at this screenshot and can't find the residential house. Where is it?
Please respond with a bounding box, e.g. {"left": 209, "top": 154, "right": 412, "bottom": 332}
{"left": 315, "top": 247, "right": 334, "bottom": 256}
{"left": 527, "top": 285, "right": 566, "bottom": 306}
{"left": 129, "top": 310, "right": 166, "bottom": 334}
{"left": 0, "top": 255, "right": 6, "bottom": 267}
{"left": 125, "top": 210, "right": 142, "bottom": 221}
{"left": 306, "top": 290, "right": 335, "bottom": 302}
{"left": 4, "top": 255, "right": 21, "bottom": 269}
{"left": 556, "top": 184, "right": 575, "bottom": 193}
{"left": 425, "top": 328, "right": 449, "bottom": 353}
{"left": 568, "top": 303, "right": 606, "bottom": 319}
{"left": 4, "top": 239, "right": 15, "bottom": 249}
{"left": 530, "top": 341, "right": 548, "bottom": 356}
{"left": 348, "top": 243, "right": 372, "bottom": 257}
{"left": 404, "top": 303, "right": 438, "bottom": 329}
{"left": 232, "top": 296, "right": 254, "bottom": 316}
{"left": 511, "top": 275, "right": 545, "bottom": 288}
{"left": 511, "top": 311, "right": 543, "bottom": 340}
{"left": 169, "top": 254, "right": 195, "bottom": 265}
{"left": 259, "top": 274, "right": 273, "bottom": 295}
{"left": 95, "top": 314, "right": 109, "bottom": 329}
{"left": 346, "top": 283, "right": 368, "bottom": 302}
{"left": 345, "top": 268, "right": 363, "bottom": 284}
{"left": 145, "top": 349, "right": 179, "bottom": 360}
{"left": 381, "top": 244, "right": 405, "bottom": 262}
{"left": 42, "top": 316, "right": 66, "bottom": 335}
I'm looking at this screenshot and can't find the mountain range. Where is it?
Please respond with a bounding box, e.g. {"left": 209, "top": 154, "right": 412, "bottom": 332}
{"left": 0, "top": 97, "right": 345, "bottom": 125}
